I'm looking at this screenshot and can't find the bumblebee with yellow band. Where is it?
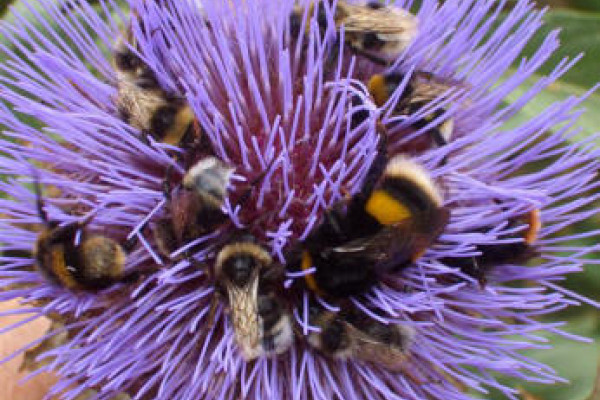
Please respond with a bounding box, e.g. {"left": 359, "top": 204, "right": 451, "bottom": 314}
{"left": 290, "top": 0, "right": 419, "bottom": 66}
{"left": 367, "top": 72, "right": 467, "bottom": 149}
{"left": 32, "top": 178, "right": 141, "bottom": 291}
{"left": 113, "top": 26, "right": 200, "bottom": 148}
{"left": 289, "top": 128, "right": 450, "bottom": 298}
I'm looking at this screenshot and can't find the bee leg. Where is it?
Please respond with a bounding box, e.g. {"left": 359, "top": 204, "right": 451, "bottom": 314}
{"left": 163, "top": 164, "right": 174, "bottom": 200}
{"left": 139, "top": 131, "right": 152, "bottom": 146}
{"left": 122, "top": 235, "right": 139, "bottom": 253}
{"left": 235, "top": 158, "right": 277, "bottom": 209}
{"left": 32, "top": 173, "right": 50, "bottom": 224}
{"left": 470, "top": 257, "right": 487, "bottom": 289}
{"left": 355, "top": 122, "right": 388, "bottom": 200}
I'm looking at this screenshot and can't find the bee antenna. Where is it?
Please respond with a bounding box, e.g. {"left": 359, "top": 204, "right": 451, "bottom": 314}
{"left": 358, "top": 122, "right": 388, "bottom": 198}
{"left": 163, "top": 164, "right": 175, "bottom": 200}
{"left": 235, "top": 156, "right": 279, "bottom": 209}
{"left": 31, "top": 169, "right": 50, "bottom": 225}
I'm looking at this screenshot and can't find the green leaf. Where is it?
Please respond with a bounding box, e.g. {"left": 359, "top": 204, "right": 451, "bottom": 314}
{"left": 500, "top": 69, "right": 600, "bottom": 140}
{"left": 517, "top": 9, "right": 600, "bottom": 89}
{"left": 540, "top": 0, "right": 600, "bottom": 13}
{"left": 488, "top": 314, "right": 600, "bottom": 400}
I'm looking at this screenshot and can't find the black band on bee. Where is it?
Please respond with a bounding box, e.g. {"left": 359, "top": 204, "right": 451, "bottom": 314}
{"left": 150, "top": 105, "right": 178, "bottom": 138}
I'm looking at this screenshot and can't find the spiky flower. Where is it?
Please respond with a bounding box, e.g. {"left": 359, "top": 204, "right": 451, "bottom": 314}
{"left": 0, "top": 0, "right": 598, "bottom": 399}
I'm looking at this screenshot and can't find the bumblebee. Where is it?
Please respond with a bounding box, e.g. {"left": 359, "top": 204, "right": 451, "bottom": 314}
{"left": 289, "top": 134, "right": 449, "bottom": 298}
{"left": 290, "top": 1, "right": 419, "bottom": 65}
{"left": 214, "top": 237, "right": 293, "bottom": 361}
{"left": 306, "top": 304, "right": 414, "bottom": 371}
{"left": 368, "top": 72, "right": 467, "bottom": 148}
{"left": 151, "top": 157, "right": 235, "bottom": 257}
{"left": 440, "top": 209, "right": 541, "bottom": 287}
{"left": 113, "top": 33, "right": 198, "bottom": 147}
{"left": 152, "top": 157, "right": 274, "bottom": 258}
{"left": 33, "top": 180, "right": 138, "bottom": 291}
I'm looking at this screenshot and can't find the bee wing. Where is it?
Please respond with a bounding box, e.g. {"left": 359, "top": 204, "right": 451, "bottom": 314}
{"left": 408, "top": 81, "right": 454, "bottom": 104}
{"left": 346, "top": 322, "right": 412, "bottom": 372}
{"left": 329, "top": 222, "right": 418, "bottom": 270}
{"left": 330, "top": 206, "right": 449, "bottom": 273}
{"left": 340, "top": 5, "right": 416, "bottom": 33}
{"left": 226, "top": 277, "right": 262, "bottom": 360}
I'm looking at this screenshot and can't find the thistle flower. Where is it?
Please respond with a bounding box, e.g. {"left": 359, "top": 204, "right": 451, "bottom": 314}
{"left": 0, "top": 0, "right": 599, "bottom": 399}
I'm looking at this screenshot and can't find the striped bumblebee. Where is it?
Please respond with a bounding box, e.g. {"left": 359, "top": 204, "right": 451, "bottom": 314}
{"left": 368, "top": 72, "right": 467, "bottom": 149}
{"left": 288, "top": 128, "right": 450, "bottom": 298}
{"left": 214, "top": 237, "right": 293, "bottom": 361}
{"left": 113, "top": 30, "right": 199, "bottom": 147}
{"left": 152, "top": 156, "right": 235, "bottom": 257}
{"left": 440, "top": 209, "right": 541, "bottom": 287}
{"left": 290, "top": 1, "right": 419, "bottom": 65}
{"left": 306, "top": 304, "right": 414, "bottom": 371}
{"left": 33, "top": 180, "right": 139, "bottom": 291}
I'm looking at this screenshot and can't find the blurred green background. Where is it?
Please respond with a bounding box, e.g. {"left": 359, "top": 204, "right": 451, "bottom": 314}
{"left": 0, "top": 0, "right": 599, "bottom": 399}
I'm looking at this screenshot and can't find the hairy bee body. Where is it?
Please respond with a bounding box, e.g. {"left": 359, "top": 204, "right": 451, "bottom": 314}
{"left": 215, "top": 239, "right": 293, "bottom": 361}
{"left": 291, "top": 150, "right": 449, "bottom": 298}
{"left": 113, "top": 36, "right": 196, "bottom": 147}
{"left": 33, "top": 191, "right": 135, "bottom": 291}
{"left": 368, "top": 72, "right": 465, "bottom": 147}
{"left": 291, "top": 1, "right": 418, "bottom": 65}
{"left": 441, "top": 209, "right": 541, "bottom": 287}
{"left": 152, "top": 157, "right": 234, "bottom": 257}
{"left": 307, "top": 305, "right": 414, "bottom": 371}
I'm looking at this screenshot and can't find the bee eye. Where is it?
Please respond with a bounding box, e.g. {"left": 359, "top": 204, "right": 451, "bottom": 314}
{"left": 362, "top": 32, "right": 384, "bottom": 49}
{"left": 150, "top": 106, "right": 177, "bottom": 136}
{"left": 114, "top": 50, "right": 141, "bottom": 72}
{"left": 366, "top": 1, "right": 384, "bottom": 9}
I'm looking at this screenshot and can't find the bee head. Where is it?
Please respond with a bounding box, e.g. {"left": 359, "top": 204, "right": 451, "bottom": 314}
{"left": 215, "top": 240, "right": 272, "bottom": 287}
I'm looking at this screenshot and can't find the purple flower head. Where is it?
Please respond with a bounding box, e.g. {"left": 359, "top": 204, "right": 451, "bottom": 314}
{"left": 0, "top": 0, "right": 599, "bottom": 399}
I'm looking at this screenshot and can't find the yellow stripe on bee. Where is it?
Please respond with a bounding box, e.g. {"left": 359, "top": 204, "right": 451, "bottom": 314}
{"left": 51, "top": 247, "right": 79, "bottom": 289}
{"left": 301, "top": 251, "right": 324, "bottom": 296}
{"left": 162, "top": 106, "right": 194, "bottom": 146}
{"left": 367, "top": 75, "right": 389, "bottom": 107}
{"left": 366, "top": 190, "right": 411, "bottom": 225}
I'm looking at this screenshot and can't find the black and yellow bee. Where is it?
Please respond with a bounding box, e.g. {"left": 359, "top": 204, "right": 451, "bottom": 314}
{"left": 305, "top": 303, "right": 414, "bottom": 371}
{"left": 215, "top": 236, "right": 293, "bottom": 361}
{"left": 367, "top": 72, "right": 467, "bottom": 150}
{"left": 290, "top": 1, "right": 419, "bottom": 65}
{"left": 32, "top": 180, "right": 139, "bottom": 291}
{"left": 113, "top": 31, "right": 200, "bottom": 148}
{"left": 151, "top": 156, "right": 235, "bottom": 257}
{"left": 288, "top": 129, "right": 450, "bottom": 298}
{"left": 440, "top": 209, "right": 541, "bottom": 287}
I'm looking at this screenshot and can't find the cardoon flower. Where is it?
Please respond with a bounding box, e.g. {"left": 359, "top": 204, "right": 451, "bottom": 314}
{"left": 0, "top": 0, "right": 598, "bottom": 399}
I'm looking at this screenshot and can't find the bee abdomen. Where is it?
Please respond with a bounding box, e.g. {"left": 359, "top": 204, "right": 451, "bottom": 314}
{"left": 74, "top": 236, "right": 127, "bottom": 289}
